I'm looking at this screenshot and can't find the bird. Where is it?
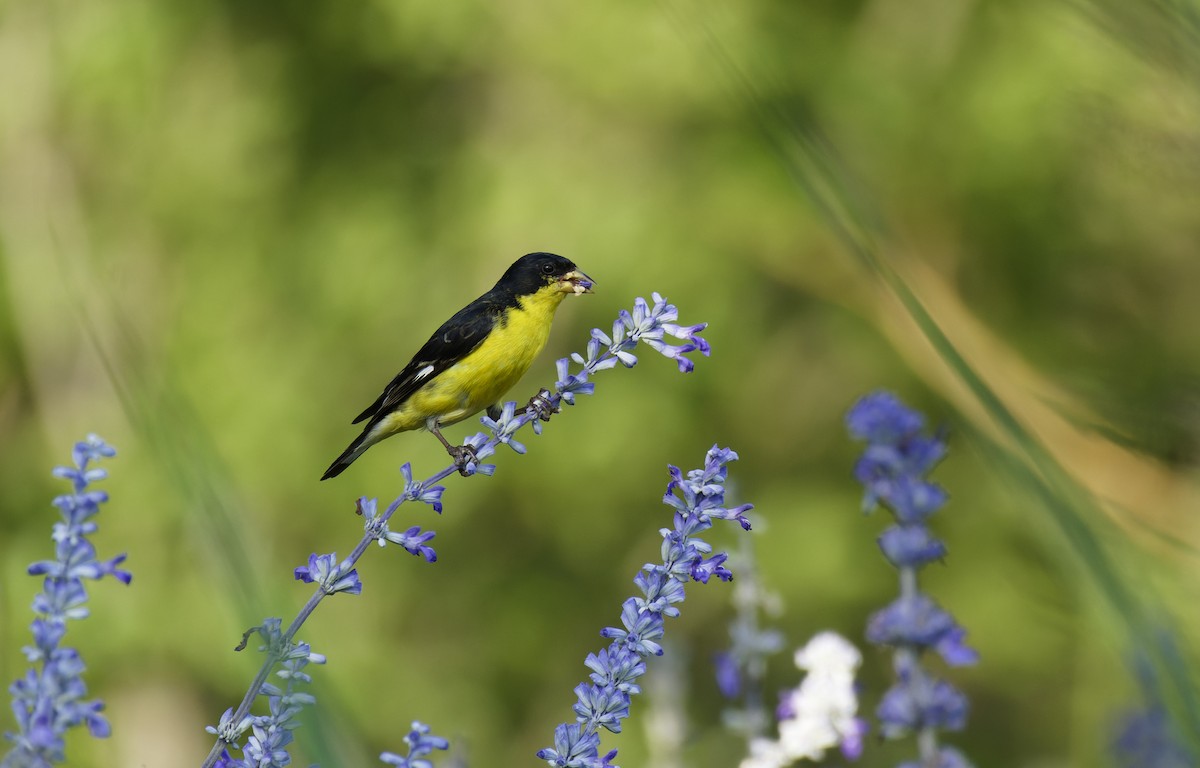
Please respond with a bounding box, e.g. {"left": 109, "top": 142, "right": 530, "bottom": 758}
{"left": 321, "top": 252, "right": 594, "bottom": 480}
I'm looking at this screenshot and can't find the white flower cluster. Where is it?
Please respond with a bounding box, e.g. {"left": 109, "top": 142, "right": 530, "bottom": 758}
{"left": 740, "top": 631, "right": 865, "bottom": 768}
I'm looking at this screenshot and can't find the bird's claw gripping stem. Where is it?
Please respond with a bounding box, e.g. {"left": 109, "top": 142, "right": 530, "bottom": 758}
{"left": 449, "top": 443, "right": 479, "bottom": 477}
{"left": 427, "top": 419, "right": 479, "bottom": 477}
{"left": 525, "top": 388, "right": 558, "bottom": 423}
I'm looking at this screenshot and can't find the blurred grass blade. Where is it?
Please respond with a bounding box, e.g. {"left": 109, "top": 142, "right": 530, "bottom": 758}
{"left": 62, "top": 244, "right": 349, "bottom": 766}
{"left": 1074, "top": 0, "right": 1200, "bottom": 75}
{"left": 80, "top": 293, "right": 266, "bottom": 623}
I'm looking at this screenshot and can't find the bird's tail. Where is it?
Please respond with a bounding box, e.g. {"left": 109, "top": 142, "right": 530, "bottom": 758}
{"left": 321, "top": 427, "right": 376, "bottom": 480}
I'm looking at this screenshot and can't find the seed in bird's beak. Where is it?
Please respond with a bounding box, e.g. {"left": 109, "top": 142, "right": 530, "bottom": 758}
{"left": 563, "top": 270, "right": 595, "bottom": 295}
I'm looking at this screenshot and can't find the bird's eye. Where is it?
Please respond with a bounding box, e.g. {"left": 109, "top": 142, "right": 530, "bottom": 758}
{"left": 541, "top": 262, "right": 555, "bottom": 275}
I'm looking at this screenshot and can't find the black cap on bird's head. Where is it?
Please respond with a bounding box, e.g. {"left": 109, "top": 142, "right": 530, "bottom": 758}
{"left": 498, "top": 252, "right": 595, "bottom": 297}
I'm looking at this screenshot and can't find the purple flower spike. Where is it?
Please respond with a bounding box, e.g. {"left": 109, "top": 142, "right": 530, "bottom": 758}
{"left": 848, "top": 392, "right": 975, "bottom": 766}
{"left": 540, "top": 447, "right": 751, "bottom": 765}
{"left": 6, "top": 435, "right": 129, "bottom": 766}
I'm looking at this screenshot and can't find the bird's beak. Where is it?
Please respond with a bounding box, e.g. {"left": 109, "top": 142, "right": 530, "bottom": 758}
{"left": 561, "top": 269, "right": 595, "bottom": 295}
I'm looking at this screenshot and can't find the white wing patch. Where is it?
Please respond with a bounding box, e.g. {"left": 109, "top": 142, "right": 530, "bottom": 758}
{"left": 413, "top": 364, "right": 435, "bottom": 382}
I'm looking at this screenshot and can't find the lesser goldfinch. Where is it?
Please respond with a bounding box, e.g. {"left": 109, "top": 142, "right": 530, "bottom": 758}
{"left": 321, "top": 252, "right": 594, "bottom": 480}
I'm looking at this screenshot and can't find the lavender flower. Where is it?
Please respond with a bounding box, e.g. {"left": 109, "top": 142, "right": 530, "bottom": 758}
{"left": 380, "top": 721, "right": 450, "bottom": 767}
{"left": 3, "top": 435, "right": 131, "bottom": 768}
{"left": 847, "top": 392, "right": 976, "bottom": 767}
{"left": 739, "top": 632, "right": 867, "bottom": 768}
{"left": 479, "top": 401, "right": 527, "bottom": 455}
{"left": 1112, "top": 653, "right": 1195, "bottom": 768}
{"left": 400, "top": 463, "right": 445, "bottom": 513}
{"left": 549, "top": 292, "right": 709, "bottom": 423}
{"left": 360, "top": 496, "right": 439, "bottom": 562}
{"left": 203, "top": 293, "right": 709, "bottom": 768}
{"left": 207, "top": 619, "right": 328, "bottom": 767}
{"left": 1114, "top": 708, "right": 1194, "bottom": 768}
{"left": 610, "top": 294, "right": 710, "bottom": 373}
{"left": 294, "top": 553, "right": 363, "bottom": 595}
{"left": 243, "top": 639, "right": 325, "bottom": 766}
{"left": 537, "top": 446, "right": 752, "bottom": 768}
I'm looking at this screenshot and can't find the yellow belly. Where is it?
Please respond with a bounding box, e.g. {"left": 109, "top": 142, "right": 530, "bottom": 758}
{"left": 373, "top": 287, "right": 565, "bottom": 439}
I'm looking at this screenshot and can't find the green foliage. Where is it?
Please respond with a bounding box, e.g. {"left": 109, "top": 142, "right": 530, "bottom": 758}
{"left": 2, "top": 0, "right": 1198, "bottom": 765}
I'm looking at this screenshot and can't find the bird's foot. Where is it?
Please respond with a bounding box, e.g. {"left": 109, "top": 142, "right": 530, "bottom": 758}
{"left": 448, "top": 443, "right": 479, "bottom": 477}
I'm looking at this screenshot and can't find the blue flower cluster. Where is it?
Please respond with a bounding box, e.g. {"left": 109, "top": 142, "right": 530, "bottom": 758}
{"left": 3, "top": 435, "right": 131, "bottom": 768}
{"left": 1114, "top": 707, "right": 1194, "bottom": 768}
{"left": 1112, "top": 654, "right": 1195, "bottom": 768}
{"left": 537, "top": 446, "right": 752, "bottom": 768}
{"left": 210, "top": 618, "right": 327, "bottom": 768}
{"left": 846, "top": 392, "right": 976, "bottom": 768}
{"left": 361, "top": 480, "right": 442, "bottom": 562}
{"left": 380, "top": 721, "right": 450, "bottom": 767}
{"left": 295, "top": 553, "right": 363, "bottom": 595}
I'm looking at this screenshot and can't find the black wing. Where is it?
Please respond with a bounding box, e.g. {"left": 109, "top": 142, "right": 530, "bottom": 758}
{"left": 351, "top": 298, "right": 502, "bottom": 425}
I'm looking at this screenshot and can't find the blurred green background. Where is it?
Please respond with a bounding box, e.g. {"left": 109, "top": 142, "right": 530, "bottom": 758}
{"left": 2, "top": 0, "right": 1199, "bottom": 765}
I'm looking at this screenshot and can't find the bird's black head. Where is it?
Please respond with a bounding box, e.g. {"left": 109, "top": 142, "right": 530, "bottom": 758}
{"left": 495, "top": 252, "right": 594, "bottom": 298}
